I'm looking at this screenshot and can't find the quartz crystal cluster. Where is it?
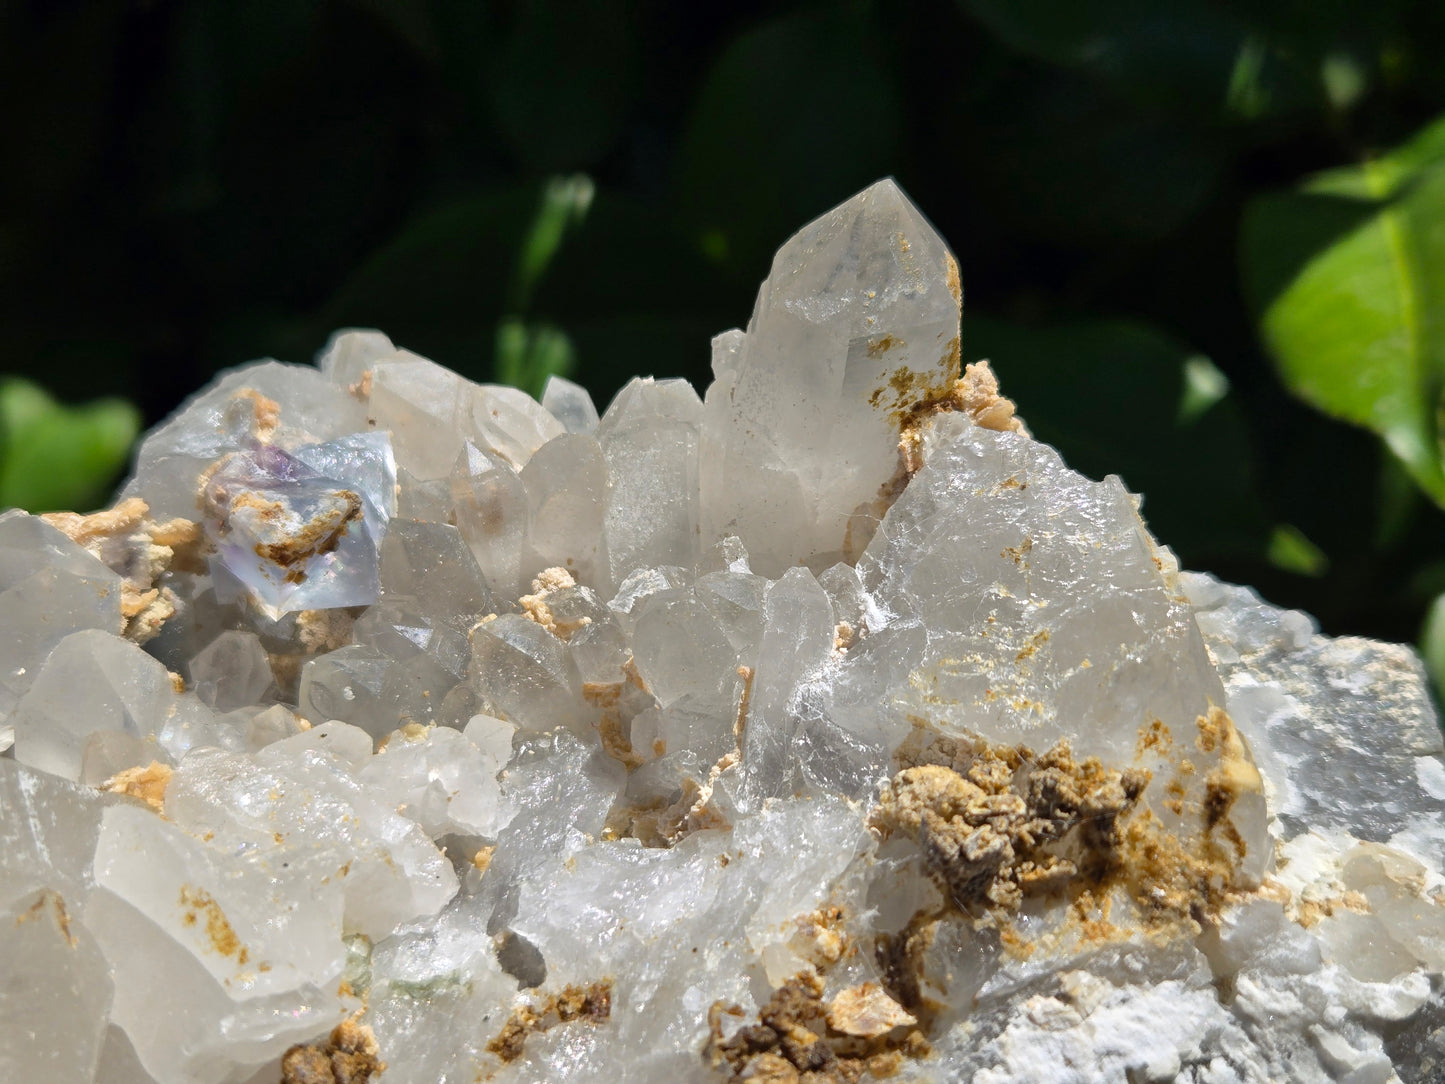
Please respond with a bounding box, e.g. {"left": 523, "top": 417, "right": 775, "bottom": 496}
{"left": 4, "top": 180, "right": 1445, "bottom": 1084}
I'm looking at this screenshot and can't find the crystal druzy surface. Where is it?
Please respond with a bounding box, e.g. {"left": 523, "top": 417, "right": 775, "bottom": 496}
{"left": 4, "top": 181, "right": 1445, "bottom": 1084}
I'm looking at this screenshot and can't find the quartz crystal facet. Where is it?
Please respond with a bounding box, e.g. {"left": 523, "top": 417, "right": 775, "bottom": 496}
{"left": 3, "top": 180, "right": 1444, "bottom": 1084}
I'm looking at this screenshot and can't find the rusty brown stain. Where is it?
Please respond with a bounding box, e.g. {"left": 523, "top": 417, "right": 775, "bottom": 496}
{"left": 1136, "top": 720, "right": 1173, "bottom": 758}
{"left": 944, "top": 253, "right": 962, "bottom": 306}
{"left": 866, "top": 334, "right": 904, "bottom": 358}
{"left": 15, "top": 890, "right": 77, "bottom": 947}
{"left": 486, "top": 981, "right": 612, "bottom": 1063}
{"left": 251, "top": 490, "right": 363, "bottom": 569}
{"left": 1014, "top": 629, "right": 1050, "bottom": 664}
{"left": 178, "top": 885, "right": 250, "bottom": 965}
{"left": 281, "top": 1016, "right": 383, "bottom": 1083}
{"left": 705, "top": 971, "right": 929, "bottom": 1082}
{"left": 867, "top": 364, "right": 959, "bottom": 429}
{"left": 874, "top": 708, "right": 1263, "bottom": 999}
{"left": 233, "top": 388, "right": 281, "bottom": 440}
{"left": 1001, "top": 538, "right": 1033, "bottom": 566}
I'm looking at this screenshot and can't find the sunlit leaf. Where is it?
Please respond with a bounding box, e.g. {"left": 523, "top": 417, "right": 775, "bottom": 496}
{"left": 1243, "top": 113, "right": 1445, "bottom": 506}
{"left": 0, "top": 377, "right": 139, "bottom": 513}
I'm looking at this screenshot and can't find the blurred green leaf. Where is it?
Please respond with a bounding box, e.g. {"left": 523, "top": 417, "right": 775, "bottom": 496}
{"left": 1224, "top": 36, "right": 1272, "bottom": 120}
{"left": 492, "top": 176, "right": 594, "bottom": 397}
{"left": 1267, "top": 524, "right": 1330, "bottom": 576}
{"left": 1419, "top": 590, "right": 1445, "bottom": 696}
{"left": 1243, "top": 114, "right": 1445, "bottom": 507}
{"left": 1376, "top": 448, "right": 1423, "bottom": 550}
{"left": 512, "top": 175, "right": 595, "bottom": 311}
{"left": 954, "top": 65, "right": 1224, "bottom": 246}
{"left": 1320, "top": 52, "right": 1367, "bottom": 112}
{"left": 1178, "top": 355, "right": 1230, "bottom": 424}
{"left": 317, "top": 186, "right": 538, "bottom": 373}
{"left": 967, "top": 317, "right": 1266, "bottom": 560}
{"left": 674, "top": 7, "right": 902, "bottom": 278}
{"left": 958, "top": 0, "right": 1310, "bottom": 119}
{"left": 494, "top": 319, "right": 575, "bottom": 400}
{"left": 484, "top": 0, "right": 639, "bottom": 170}
{"left": 523, "top": 187, "right": 744, "bottom": 403}
{"left": 321, "top": 175, "right": 598, "bottom": 389}
{"left": 0, "top": 377, "right": 139, "bottom": 512}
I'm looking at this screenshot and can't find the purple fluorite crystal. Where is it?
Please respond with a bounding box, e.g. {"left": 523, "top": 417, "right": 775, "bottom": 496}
{"left": 201, "top": 432, "right": 394, "bottom": 614}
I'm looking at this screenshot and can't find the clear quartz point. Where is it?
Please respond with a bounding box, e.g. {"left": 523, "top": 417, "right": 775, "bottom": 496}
{"left": 700, "top": 179, "right": 962, "bottom": 576}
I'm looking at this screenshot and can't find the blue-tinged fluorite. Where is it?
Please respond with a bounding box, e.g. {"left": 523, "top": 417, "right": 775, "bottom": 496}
{"left": 201, "top": 432, "right": 394, "bottom": 614}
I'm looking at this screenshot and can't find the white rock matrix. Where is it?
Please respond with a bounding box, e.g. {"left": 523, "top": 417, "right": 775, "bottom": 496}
{"left": 3, "top": 180, "right": 1445, "bottom": 1084}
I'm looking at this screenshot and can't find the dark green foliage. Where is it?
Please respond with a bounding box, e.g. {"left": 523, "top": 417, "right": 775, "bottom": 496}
{"left": 3, "top": 0, "right": 1445, "bottom": 685}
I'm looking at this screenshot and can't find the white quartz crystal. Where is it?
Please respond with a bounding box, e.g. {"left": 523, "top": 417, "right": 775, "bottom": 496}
{"left": 1, "top": 888, "right": 114, "bottom": 1082}
{"left": 12, "top": 629, "right": 228, "bottom": 780}
{"left": 3, "top": 180, "right": 1444, "bottom": 1084}
{"left": 700, "top": 180, "right": 963, "bottom": 577}
{"left": 0, "top": 512, "right": 124, "bottom": 720}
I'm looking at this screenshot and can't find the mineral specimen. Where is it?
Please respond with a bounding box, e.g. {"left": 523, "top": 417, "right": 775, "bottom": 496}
{"left": 3, "top": 180, "right": 1444, "bottom": 1084}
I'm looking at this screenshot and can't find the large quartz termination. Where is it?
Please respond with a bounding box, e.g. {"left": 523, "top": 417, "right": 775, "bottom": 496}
{"left": 2, "top": 180, "right": 1444, "bottom": 1084}
{"left": 701, "top": 181, "right": 964, "bottom": 575}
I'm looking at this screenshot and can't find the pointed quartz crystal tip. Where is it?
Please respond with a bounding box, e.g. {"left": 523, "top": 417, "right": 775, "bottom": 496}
{"left": 700, "top": 178, "right": 962, "bottom": 576}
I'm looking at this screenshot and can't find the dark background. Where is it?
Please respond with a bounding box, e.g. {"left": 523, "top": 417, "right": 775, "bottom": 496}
{"left": 5, "top": 0, "right": 1445, "bottom": 666}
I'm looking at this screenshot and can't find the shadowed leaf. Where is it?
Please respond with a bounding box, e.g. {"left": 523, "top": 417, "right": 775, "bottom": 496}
{"left": 968, "top": 316, "right": 1265, "bottom": 561}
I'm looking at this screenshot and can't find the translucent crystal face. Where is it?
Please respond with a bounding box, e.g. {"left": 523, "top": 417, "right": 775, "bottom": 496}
{"left": 701, "top": 180, "right": 963, "bottom": 576}
{"left": 0, "top": 512, "right": 123, "bottom": 720}
{"left": 4, "top": 181, "right": 1445, "bottom": 1084}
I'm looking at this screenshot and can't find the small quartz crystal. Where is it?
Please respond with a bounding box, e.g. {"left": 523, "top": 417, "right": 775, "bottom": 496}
{"left": 3, "top": 180, "right": 1445, "bottom": 1084}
